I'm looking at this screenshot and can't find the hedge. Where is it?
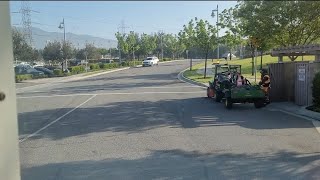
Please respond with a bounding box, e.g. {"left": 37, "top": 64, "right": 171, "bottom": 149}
{"left": 89, "top": 63, "right": 100, "bottom": 70}
{"left": 71, "top": 66, "right": 86, "bottom": 74}
{"left": 99, "top": 63, "right": 120, "bottom": 69}
{"left": 312, "top": 72, "right": 320, "bottom": 106}
{"left": 15, "top": 74, "right": 33, "bottom": 82}
{"left": 120, "top": 61, "right": 142, "bottom": 67}
{"left": 53, "top": 69, "right": 63, "bottom": 76}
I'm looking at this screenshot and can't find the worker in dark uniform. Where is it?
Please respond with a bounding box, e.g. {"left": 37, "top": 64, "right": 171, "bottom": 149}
{"left": 259, "top": 69, "right": 271, "bottom": 104}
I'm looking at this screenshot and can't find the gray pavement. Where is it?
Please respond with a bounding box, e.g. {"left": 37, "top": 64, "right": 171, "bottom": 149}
{"left": 18, "top": 60, "right": 320, "bottom": 180}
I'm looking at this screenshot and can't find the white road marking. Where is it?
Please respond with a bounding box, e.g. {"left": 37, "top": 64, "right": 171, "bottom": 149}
{"left": 17, "top": 91, "right": 204, "bottom": 99}
{"left": 19, "top": 94, "right": 97, "bottom": 143}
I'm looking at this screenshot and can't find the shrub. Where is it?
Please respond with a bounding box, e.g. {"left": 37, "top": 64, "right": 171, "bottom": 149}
{"left": 121, "top": 61, "right": 129, "bottom": 67}
{"left": 53, "top": 69, "right": 63, "bottom": 76}
{"left": 129, "top": 61, "right": 142, "bottom": 66}
{"left": 121, "top": 61, "right": 141, "bottom": 67}
{"left": 71, "top": 66, "right": 86, "bottom": 74}
{"left": 32, "top": 74, "right": 47, "bottom": 79}
{"left": 312, "top": 72, "right": 320, "bottom": 106}
{"left": 15, "top": 74, "right": 33, "bottom": 82}
{"left": 89, "top": 63, "right": 100, "bottom": 71}
{"left": 99, "top": 63, "right": 105, "bottom": 69}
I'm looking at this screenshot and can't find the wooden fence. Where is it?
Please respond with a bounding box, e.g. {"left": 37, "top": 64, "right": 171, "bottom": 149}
{"left": 268, "top": 61, "right": 320, "bottom": 106}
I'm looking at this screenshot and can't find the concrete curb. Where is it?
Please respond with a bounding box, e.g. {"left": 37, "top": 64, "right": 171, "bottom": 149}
{"left": 177, "top": 68, "right": 208, "bottom": 88}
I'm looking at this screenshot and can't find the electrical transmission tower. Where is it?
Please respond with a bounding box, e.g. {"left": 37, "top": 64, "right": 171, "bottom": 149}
{"left": 117, "top": 20, "right": 129, "bottom": 64}
{"left": 21, "top": 1, "right": 33, "bottom": 46}
{"left": 118, "top": 20, "right": 129, "bottom": 34}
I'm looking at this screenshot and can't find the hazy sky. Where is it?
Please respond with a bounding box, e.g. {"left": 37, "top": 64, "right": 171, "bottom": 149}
{"left": 10, "top": 1, "right": 237, "bottom": 40}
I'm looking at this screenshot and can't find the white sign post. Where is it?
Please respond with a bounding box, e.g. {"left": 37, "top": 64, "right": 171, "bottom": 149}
{"left": 298, "top": 68, "right": 306, "bottom": 81}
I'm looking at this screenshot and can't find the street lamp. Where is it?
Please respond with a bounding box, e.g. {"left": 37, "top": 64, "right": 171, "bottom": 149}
{"left": 58, "top": 18, "right": 67, "bottom": 71}
{"left": 58, "top": 18, "right": 66, "bottom": 43}
{"left": 211, "top": 5, "right": 219, "bottom": 62}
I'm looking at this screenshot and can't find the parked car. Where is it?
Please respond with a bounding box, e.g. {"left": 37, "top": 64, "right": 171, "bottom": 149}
{"left": 15, "top": 64, "right": 44, "bottom": 77}
{"left": 34, "top": 66, "right": 54, "bottom": 77}
{"left": 44, "top": 65, "right": 62, "bottom": 71}
{"left": 142, "top": 56, "right": 159, "bottom": 67}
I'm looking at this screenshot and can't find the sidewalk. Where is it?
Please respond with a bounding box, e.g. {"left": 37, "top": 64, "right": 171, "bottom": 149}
{"left": 266, "top": 102, "right": 320, "bottom": 121}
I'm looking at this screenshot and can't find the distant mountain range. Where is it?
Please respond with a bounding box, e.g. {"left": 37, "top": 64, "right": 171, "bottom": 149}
{"left": 14, "top": 26, "right": 118, "bottom": 50}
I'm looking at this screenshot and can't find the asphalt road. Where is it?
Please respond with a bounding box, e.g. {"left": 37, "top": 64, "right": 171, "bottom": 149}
{"left": 17, "top": 60, "right": 320, "bottom": 180}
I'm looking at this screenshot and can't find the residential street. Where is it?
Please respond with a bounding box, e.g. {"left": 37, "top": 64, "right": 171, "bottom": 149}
{"left": 17, "top": 60, "right": 320, "bottom": 180}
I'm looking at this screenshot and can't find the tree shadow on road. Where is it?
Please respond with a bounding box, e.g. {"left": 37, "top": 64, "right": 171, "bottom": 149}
{"left": 18, "top": 96, "right": 317, "bottom": 141}
{"left": 21, "top": 149, "right": 320, "bottom": 180}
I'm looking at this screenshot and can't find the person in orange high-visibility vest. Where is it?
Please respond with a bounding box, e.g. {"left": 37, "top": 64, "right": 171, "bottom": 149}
{"left": 259, "top": 69, "right": 270, "bottom": 103}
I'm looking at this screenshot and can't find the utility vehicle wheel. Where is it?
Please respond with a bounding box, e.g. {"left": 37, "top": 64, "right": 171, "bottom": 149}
{"left": 254, "top": 99, "right": 265, "bottom": 108}
{"left": 225, "top": 97, "right": 233, "bottom": 109}
{"left": 215, "top": 92, "right": 222, "bottom": 102}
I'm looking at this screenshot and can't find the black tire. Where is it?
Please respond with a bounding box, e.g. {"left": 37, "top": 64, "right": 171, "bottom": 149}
{"left": 225, "top": 97, "right": 233, "bottom": 109}
{"left": 254, "top": 99, "right": 265, "bottom": 108}
{"left": 215, "top": 91, "right": 222, "bottom": 102}
{"left": 206, "top": 87, "right": 210, "bottom": 98}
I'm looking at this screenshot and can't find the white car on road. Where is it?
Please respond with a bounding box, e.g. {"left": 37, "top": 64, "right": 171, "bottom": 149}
{"left": 142, "top": 56, "right": 159, "bottom": 67}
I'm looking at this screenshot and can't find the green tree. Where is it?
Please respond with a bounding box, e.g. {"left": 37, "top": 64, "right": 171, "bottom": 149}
{"left": 179, "top": 19, "right": 196, "bottom": 55}
{"left": 84, "top": 43, "right": 101, "bottom": 60}
{"left": 108, "top": 48, "right": 118, "bottom": 58}
{"left": 126, "top": 31, "right": 140, "bottom": 60}
{"left": 183, "top": 18, "right": 217, "bottom": 78}
{"left": 218, "top": 5, "right": 244, "bottom": 61}
{"left": 228, "top": 1, "right": 320, "bottom": 61}
{"left": 115, "top": 32, "right": 129, "bottom": 59}
{"left": 12, "top": 28, "right": 34, "bottom": 62}
{"left": 139, "top": 33, "right": 157, "bottom": 57}
{"left": 75, "top": 49, "right": 86, "bottom": 60}
{"left": 179, "top": 19, "right": 196, "bottom": 69}
{"left": 164, "top": 34, "right": 185, "bottom": 59}
{"left": 43, "top": 41, "right": 63, "bottom": 61}
{"left": 97, "top": 48, "right": 109, "bottom": 56}
{"left": 43, "top": 41, "right": 74, "bottom": 61}
{"left": 61, "top": 41, "right": 75, "bottom": 60}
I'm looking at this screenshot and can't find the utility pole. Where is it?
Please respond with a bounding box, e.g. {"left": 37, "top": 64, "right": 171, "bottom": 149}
{"left": 254, "top": 47, "right": 257, "bottom": 83}
{"left": 159, "top": 30, "right": 164, "bottom": 61}
{"left": 212, "top": 5, "right": 219, "bottom": 62}
{"left": 161, "top": 35, "right": 164, "bottom": 60}
{"left": 85, "top": 51, "right": 88, "bottom": 73}
{"left": 59, "top": 18, "right": 67, "bottom": 71}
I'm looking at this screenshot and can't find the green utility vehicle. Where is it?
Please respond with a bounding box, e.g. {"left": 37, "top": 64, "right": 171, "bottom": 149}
{"left": 206, "top": 64, "right": 269, "bottom": 109}
{"left": 207, "top": 64, "right": 241, "bottom": 102}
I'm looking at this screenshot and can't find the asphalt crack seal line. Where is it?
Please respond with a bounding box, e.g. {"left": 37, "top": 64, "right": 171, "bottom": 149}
{"left": 19, "top": 94, "right": 97, "bottom": 143}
